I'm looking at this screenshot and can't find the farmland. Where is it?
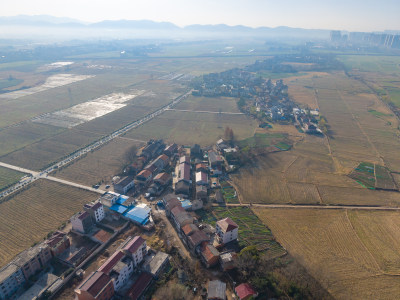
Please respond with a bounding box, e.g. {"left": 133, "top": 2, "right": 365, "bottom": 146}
{"left": 255, "top": 208, "right": 400, "bottom": 300}
{"left": 232, "top": 70, "right": 400, "bottom": 207}
{"left": 124, "top": 109, "right": 258, "bottom": 146}
{"left": 0, "top": 180, "right": 98, "bottom": 267}
{"left": 173, "top": 95, "right": 241, "bottom": 113}
{"left": 55, "top": 137, "right": 144, "bottom": 186}
{"left": 0, "top": 167, "right": 25, "bottom": 192}
{"left": 202, "top": 206, "right": 286, "bottom": 258}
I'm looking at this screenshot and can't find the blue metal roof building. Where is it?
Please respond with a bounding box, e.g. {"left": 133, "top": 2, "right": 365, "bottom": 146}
{"left": 123, "top": 205, "right": 151, "bottom": 225}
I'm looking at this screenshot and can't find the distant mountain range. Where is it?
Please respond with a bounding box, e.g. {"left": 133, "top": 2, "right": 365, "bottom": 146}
{"left": 0, "top": 15, "right": 332, "bottom": 40}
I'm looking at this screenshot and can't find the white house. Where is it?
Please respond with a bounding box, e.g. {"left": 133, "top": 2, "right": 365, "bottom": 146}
{"left": 215, "top": 217, "right": 238, "bottom": 244}
{"left": 98, "top": 250, "right": 134, "bottom": 291}
{"left": 122, "top": 236, "right": 148, "bottom": 267}
{"left": 83, "top": 202, "right": 105, "bottom": 223}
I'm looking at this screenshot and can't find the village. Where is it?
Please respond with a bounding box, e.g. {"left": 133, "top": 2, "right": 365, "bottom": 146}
{"left": 191, "top": 63, "right": 323, "bottom": 135}
{"left": 0, "top": 138, "right": 261, "bottom": 300}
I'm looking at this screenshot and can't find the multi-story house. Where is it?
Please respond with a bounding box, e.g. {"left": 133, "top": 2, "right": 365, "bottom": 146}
{"left": 215, "top": 217, "right": 238, "bottom": 244}
{"left": 45, "top": 231, "right": 70, "bottom": 257}
{"left": 0, "top": 263, "right": 25, "bottom": 299}
{"left": 71, "top": 211, "right": 93, "bottom": 234}
{"left": 13, "top": 243, "right": 52, "bottom": 280}
{"left": 84, "top": 202, "right": 105, "bottom": 223}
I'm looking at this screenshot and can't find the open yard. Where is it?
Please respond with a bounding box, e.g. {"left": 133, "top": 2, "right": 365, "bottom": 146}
{"left": 255, "top": 208, "right": 400, "bottom": 300}
{"left": 55, "top": 137, "right": 144, "bottom": 186}
{"left": 0, "top": 180, "right": 98, "bottom": 267}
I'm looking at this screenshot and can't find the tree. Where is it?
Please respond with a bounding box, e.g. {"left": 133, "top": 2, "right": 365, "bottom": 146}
{"left": 123, "top": 145, "right": 138, "bottom": 164}
{"left": 237, "top": 245, "right": 260, "bottom": 277}
{"left": 224, "top": 126, "right": 234, "bottom": 143}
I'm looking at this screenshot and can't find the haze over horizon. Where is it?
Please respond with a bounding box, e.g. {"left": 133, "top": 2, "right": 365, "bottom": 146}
{"left": 2, "top": 0, "right": 400, "bottom": 32}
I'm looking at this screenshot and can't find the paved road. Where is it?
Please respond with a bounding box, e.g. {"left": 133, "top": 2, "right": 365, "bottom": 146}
{"left": 46, "top": 176, "right": 106, "bottom": 194}
{"left": 0, "top": 90, "right": 192, "bottom": 199}
{"left": 0, "top": 162, "right": 39, "bottom": 175}
{"left": 166, "top": 108, "right": 244, "bottom": 115}
{"left": 215, "top": 203, "right": 400, "bottom": 210}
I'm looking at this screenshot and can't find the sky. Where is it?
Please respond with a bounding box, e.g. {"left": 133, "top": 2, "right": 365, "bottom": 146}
{"left": 2, "top": 0, "right": 400, "bottom": 31}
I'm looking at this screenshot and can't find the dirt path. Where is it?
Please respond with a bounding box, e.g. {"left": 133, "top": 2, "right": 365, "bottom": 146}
{"left": 214, "top": 203, "right": 400, "bottom": 210}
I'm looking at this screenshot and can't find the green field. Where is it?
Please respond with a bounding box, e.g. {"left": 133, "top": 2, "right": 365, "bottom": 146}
{"left": 212, "top": 206, "right": 286, "bottom": 257}
{"left": 238, "top": 132, "right": 289, "bottom": 149}
{"left": 0, "top": 167, "right": 25, "bottom": 191}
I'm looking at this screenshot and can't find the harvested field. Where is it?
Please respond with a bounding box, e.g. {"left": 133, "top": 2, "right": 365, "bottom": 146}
{"left": 287, "top": 182, "right": 321, "bottom": 204}
{"left": 255, "top": 208, "right": 400, "bottom": 300}
{"left": 0, "top": 180, "right": 98, "bottom": 267}
{"left": 318, "top": 185, "right": 400, "bottom": 207}
{"left": 0, "top": 167, "right": 25, "bottom": 191}
{"left": 232, "top": 168, "right": 292, "bottom": 204}
{"left": 174, "top": 95, "right": 241, "bottom": 113}
{"left": 124, "top": 110, "right": 257, "bottom": 146}
{"left": 55, "top": 137, "right": 144, "bottom": 186}
{"left": 1, "top": 129, "right": 103, "bottom": 170}
{"left": 347, "top": 210, "right": 400, "bottom": 274}
{"left": 0, "top": 122, "right": 63, "bottom": 156}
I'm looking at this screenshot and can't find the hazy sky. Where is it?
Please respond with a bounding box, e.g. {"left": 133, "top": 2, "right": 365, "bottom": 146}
{"left": 2, "top": 0, "right": 400, "bottom": 31}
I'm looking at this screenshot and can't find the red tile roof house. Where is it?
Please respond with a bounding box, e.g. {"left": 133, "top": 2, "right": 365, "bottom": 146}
{"left": 163, "top": 194, "right": 182, "bottom": 216}
{"left": 200, "top": 242, "right": 220, "bottom": 268}
{"left": 235, "top": 283, "right": 258, "bottom": 300}
{"left": 75, "top": 271, "right": 115, "bottom": 300}
{"left": 135, "top": 169, "right": 153, "bottom": 185}
{"left": 45, "top": 230, "right": 70, "bottom": 257}
{"left": 215, "top": 217, "right": 239, "bottom": 245}
{"left": 153, "top": 172, "right": 171, "bottom": 186}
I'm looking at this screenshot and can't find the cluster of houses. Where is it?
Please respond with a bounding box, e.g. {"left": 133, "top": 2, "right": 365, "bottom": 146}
{"left": 111, "top": 139, "right": 176, "bottom": 198}
{"left": 75, "top": 235, "right": 170, "bottom": 300}
{"left": 293, "top": 108, "right": 322, "bottom": 134}
{"left": 163, "top": 193, "right": 239, "bottom": 269}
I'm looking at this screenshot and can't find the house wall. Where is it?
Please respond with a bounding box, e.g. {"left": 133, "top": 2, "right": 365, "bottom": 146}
{"left": 216, "top": 226, "right": 238, "bottom": 244}
{"left": 113, "top": 261, "right": 134, "bottom": 291}
{"left": 0, "top": 266, "right": 25, "bottom": 299}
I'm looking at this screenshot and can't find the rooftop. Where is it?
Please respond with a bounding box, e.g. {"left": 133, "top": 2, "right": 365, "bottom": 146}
{"left": 13, "top": 243, "right": 49, "bottom": 267}
{"left": 137, "top": 169, "right": 152, "bottom": 178}
{"left": 84, "top": 202, "right": 103, "bottom": 211}
{"left": 77, "top": 271, "right": 112, "bottom": 298}
{"left": 201, "top": 243, "right": 220, "bottom": 263}
{"left": 0, "top": 263, "right": 20, "bottom": 284}
{"left": 182, "top": 223, "right": 199, "bottom": 236}
{"left": 235, "top": 283, "right": 257, "bottom": 300}
{"left": 142, "top": 251, "right": 169, "bottom": 277}
{"left": 179, "top": 155, "right": 190, "bottom": 165}
{"left": 216, "top": 217, "right": 238, "bottom": 232}
{"left": 208, "top": 280, "right": 226, "bottom": 300}
{"left": 110, "top": 204, "right": 129, "bottom": 214}
{"left": 98, "top": 250, "right": 125, "bottom": 274}
{"left": 122, "top": 236, "right": 146, "bottom": 254}
{"left": 115, "top": 176, "right": 134, "bottom": 186}
{"left": 45, "top": 231, "right": 68, "bottom": 248}
{"left": 123, "top": 205, "right": 151, "bottom": 225}
{"left": 126, "top": 272, "right": 153, "bottom": 300}
{"left": 188, "top": 230, "right": 209, "bottom": 248}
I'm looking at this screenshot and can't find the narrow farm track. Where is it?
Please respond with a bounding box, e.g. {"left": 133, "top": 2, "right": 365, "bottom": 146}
{"left": 214, "top": 203, "right": 400, "bottom": 210}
